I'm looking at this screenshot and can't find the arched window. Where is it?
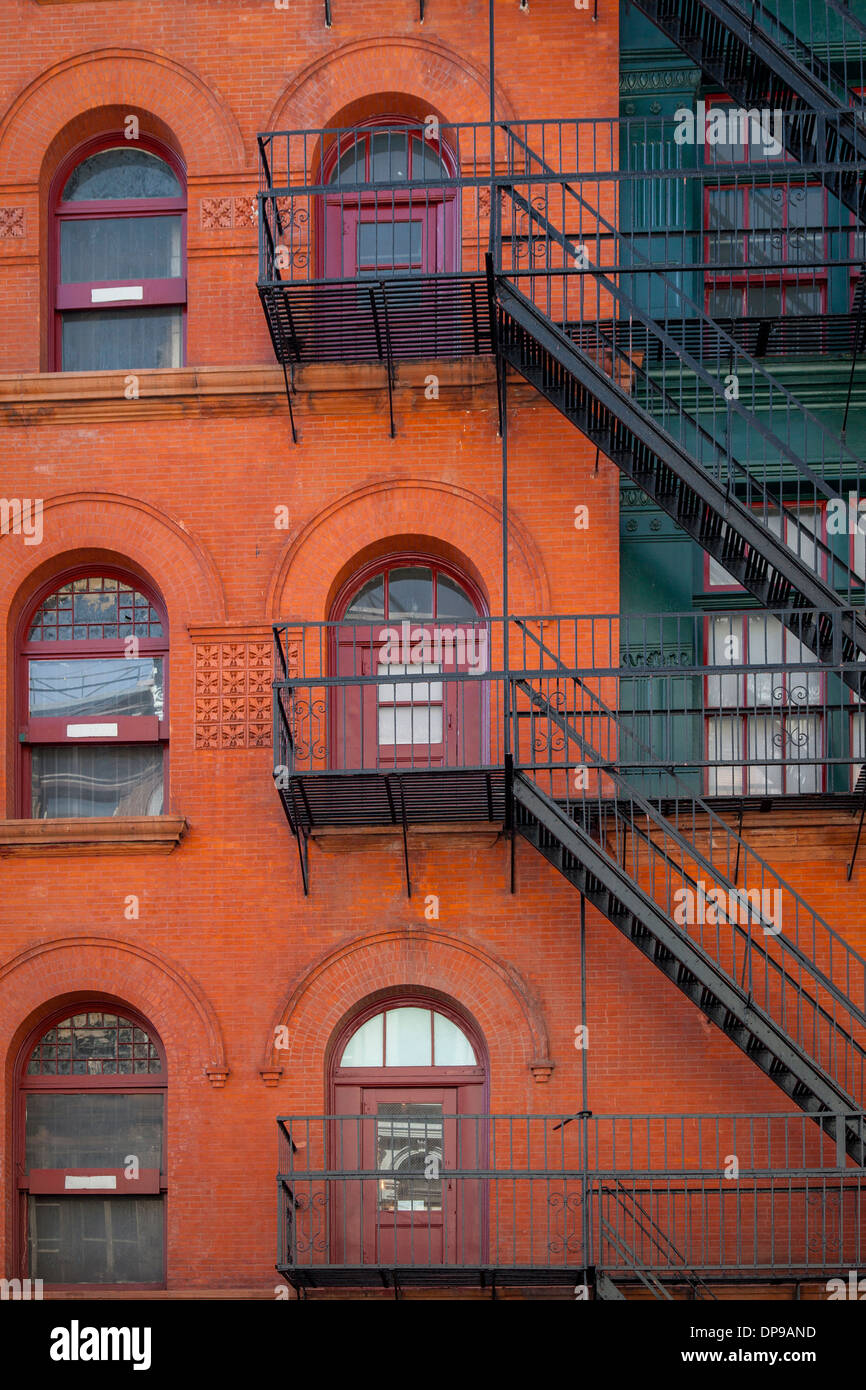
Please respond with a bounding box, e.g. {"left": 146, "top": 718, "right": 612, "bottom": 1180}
{"left": 19, "top": 569, "right": 168, "bottom": 818}
{"left": 331, "top": 557, "right": 487, "bottom": 770}
{"left": 339, "top": 1005, "right": 478, "bottom": 1067}
{"left": 17, "top": 1006, "right": 167, "bottom": 1286}
{"left": 52, "top": 137, "right": 186, "bottom": 371}
{"left": 330, "top": 999, "right": 486, "bottom": 1265}
{"left": 321, "top": 122, "right": 457, "bottom": 280}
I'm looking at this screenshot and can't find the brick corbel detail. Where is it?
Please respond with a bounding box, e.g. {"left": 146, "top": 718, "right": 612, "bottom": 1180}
{"left": 529, "top": 1059, "right": 555, "bottom": 1084}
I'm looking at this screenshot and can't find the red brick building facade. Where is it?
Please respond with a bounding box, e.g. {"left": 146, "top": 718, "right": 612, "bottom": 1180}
{"left": 0, "top": 0, "right": 862, "bottom": 1301}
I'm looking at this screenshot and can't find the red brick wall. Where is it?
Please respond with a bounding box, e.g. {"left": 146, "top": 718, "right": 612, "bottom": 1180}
{"left": 0, "top": 0, "right": 861, "bottom": 1298}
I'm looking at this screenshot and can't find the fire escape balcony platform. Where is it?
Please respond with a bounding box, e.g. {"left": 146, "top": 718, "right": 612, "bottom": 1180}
{"left": 258, "top": 274, "right": 492, "bottom": 368}
{"left": 278, "top": 1263, "right": 585, "bottom": 1293}
{"left": 280, "top": 768, "right": 507, "bottom": 834}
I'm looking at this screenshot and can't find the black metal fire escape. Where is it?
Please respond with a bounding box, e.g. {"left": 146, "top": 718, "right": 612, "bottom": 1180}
{"left": 629, "top": 0, "right": 866, "bottom": 219}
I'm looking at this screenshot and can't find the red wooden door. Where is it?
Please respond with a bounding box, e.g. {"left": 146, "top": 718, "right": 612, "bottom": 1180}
{"left": 358, "top": 1088, "right": 457, "bottom": 1266}
{"left": 332, "top": 1077, "right": 485, "bottom": 1271}
{"left": 334, "top": 621, "right": 486, "bottom": 771}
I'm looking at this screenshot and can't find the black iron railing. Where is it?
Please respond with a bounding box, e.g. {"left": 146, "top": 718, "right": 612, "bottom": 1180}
{"left": 272, "top": 611, "right": 866, "bottom": 790}
{"left": 276, "top": 1112, "right": 866, "bottom": 1284}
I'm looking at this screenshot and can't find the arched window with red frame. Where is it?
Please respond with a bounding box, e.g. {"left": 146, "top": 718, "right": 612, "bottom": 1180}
{"left": 51, "top": 135, "right": 187, "bottom": 371}
{"left": 19, "top": 569, "right": 168, "bottom": 819}
{"left": 16, "top": 1004, "right": 167, "bottom": 1287}
{"left": 320, "top": 121, "right": 458, "bottom": 281}
{"left": 330, "top": 555, "right": 488, "bottom": 771}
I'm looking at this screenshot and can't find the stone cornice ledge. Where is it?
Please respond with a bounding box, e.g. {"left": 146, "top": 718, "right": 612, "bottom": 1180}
{"left": 0, "top": 361, "right": 499, "bottom": 425}
{"left": 0, "top": 816, "right": 188, "bottom": 857}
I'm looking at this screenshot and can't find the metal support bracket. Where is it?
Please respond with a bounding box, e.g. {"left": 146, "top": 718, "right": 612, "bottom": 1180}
{"left": 295, "top": 826, "right": 309, "bottom": 897}
{"left": 370, "top": 283, "right": 396, "bottom": 437}
{"left": 847, "top": 771, "right": 866, "bottom": 880}
{"left": 485, "top": 251, "right": 505, "bottom": 437}
{"left": 505, "top": 752, "right": 515, "bottom": 894}
{"left": 393, "top": 776, "right": 412, "bottom": 898}
{"left": 281, "top": 361, "right": 298, "bottom": 445}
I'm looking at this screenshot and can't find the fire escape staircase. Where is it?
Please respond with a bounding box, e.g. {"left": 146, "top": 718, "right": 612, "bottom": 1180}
{"left": 628, "top": 0, "right": 866, "bottom": 220}
{"left": 507, "top": 623, "right": 866, "bottom": 1161}
{"left": 491, "top": 151, "right": 866, "bottom": 695}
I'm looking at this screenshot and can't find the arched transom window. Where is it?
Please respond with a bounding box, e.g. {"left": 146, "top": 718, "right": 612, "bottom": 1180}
{"left": 339, "top": 1005, "right": 477, "bottom": 1067}
{"left": 53, "top": 138, "right": 186, "bottom": 371}
{"left": 20, "top": 570, "right": 168, "bottom": 819}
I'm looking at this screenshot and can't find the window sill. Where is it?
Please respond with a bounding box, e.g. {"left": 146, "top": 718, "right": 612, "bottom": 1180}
{"left": 0, "top": 816, "right": 188, "bottom": 857}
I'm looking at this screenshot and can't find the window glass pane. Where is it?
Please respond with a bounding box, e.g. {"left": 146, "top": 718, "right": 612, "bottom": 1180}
{"left": 707, "top": 716, "right": 741, "bottom": 795}
{"left": 357, "top": 220, "right": 422, "bottom": 271}
{"left": 413, "top": 138, "right": 447, "bottom": 180}
{"left": 784, "top": 286, "right": 823, "bottom": 315}
{"left": 747, "top": 716, "right": 784, "bottom": 794}
{"left": 340, "top": 1014, "right": 383, "bottom": 1067}
{"left": 746, "top": 615, "right": 784, "bottom": 706}
{"left": 370, "top": 132, "right": 409, "bottom": 182}
{"left": 344, "top": 575, "right": 384, "bottom": 620}
{"left": 785, "top": 715, "right": 821, "bottom": 793}
{"left": 332, "top": 138, "right": 366, "bottom": 184}
{"left": 31, "top": 745, "right": 164, "bottom": 819}
{"left": 708, "top": 287, "right": 741, "bottom": 320}
{"left": 707, "top": 617, "right": 740, "bottom": 705}
{"left": 26, "top": 1093, "right": 164, "bottom": 1169}
{"left": 385, "top": 1007, "right": 432, "bottom": 1066}
{"left": 62, "top": 306, "right": 182, "bottom": 372}
{"left": 436, "top": 573, "right": 478, "bottom": 620}
{"left": 62, "top": 148, "right": 181, "bottom": 202}
{"left": 707, "top": 189, "right": 744, "bottom": 265}
{"left": 27, "top": 1012, "right": 162, "bottom": 1076}
{"left": 433, "top": 1012, "right": 475, "bottom": 1065}
{"left": 28, "top": 578, "right": 162, "bottom": 642}
{"left": 61, "top": 215, "right": 182, "bottom": 283}
{"left": 388, "top": 567, "right": 433, "bottom": 619}
{"left": 28, "top": 1196, "right": 163, "bottom": 1284}
{"left": 746, "top": 286, "right": 782, "bottom": 316}
{"left": 378, "top": 704, "right": 443, "bottom": 745}
{"left": 29, "top": 658, "right": 163, "bottom": 720}
{"left": 376, "top": 1102, "right": 442, "bottom": 1212}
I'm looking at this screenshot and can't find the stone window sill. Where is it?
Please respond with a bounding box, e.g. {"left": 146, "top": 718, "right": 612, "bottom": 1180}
{"left": 0, "top": 816, "right": 188, "bottom": 857}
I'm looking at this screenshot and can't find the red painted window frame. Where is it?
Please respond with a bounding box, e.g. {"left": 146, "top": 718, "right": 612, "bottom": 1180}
{"left": 703, "top": 182, "right": 828, "bottom": 318}
{"left": 14, "top": 1003, "right": 168, "bottom": 1290}
{"left": 329, "top": 553, "right": 489, "bottom": 771}
{"left": 702, "top": 612, "right": 827, "bottom": 795}
{"left": 50, "top": 133, "right": 187, "bottom": 371}
{"left": 17, "top": 565, "right": 169, "bottom": 818}
{"left": 317, "top": 121, "right": 459, "bottom": 281}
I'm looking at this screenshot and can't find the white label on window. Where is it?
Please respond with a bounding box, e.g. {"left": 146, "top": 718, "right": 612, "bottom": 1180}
{"left": 66, "top": 723, "right": 118, "bottom": 738}
{"left": 91, "top": 286, "right": 144, "bottom": 303}
{"left": 64, "top": 1175, "right": 117, "bottom": 1190}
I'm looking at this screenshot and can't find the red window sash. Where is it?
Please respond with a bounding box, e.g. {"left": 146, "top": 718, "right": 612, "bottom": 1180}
{"left": 25, "top": 1168, "right": 162, "bottom": 1196}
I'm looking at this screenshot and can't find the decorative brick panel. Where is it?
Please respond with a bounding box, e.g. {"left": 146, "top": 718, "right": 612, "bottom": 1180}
{"left": 0, "top": 208, "right": 24, "bottom": 239}
{"left": 193, "top": 636, "right": 274, "bottom": 749}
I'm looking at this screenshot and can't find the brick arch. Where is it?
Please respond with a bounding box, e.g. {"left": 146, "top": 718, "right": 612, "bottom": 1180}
{"left": 0, "top": 936, "right": 227, "bottom": 1087}
{"left": 0, "top": 492, "right": 225, "bottom": 629}
{"left": 267, "top": 478, "right": 550, "bottom": 621}
{"left": 0, "top": 47, "right": 245, "bottom": 185}
{"left": 261, "top": 928, "right": 552, "bottom": 1108}
{"left": 265, "top": 35, "right": 516, "bottom": 134}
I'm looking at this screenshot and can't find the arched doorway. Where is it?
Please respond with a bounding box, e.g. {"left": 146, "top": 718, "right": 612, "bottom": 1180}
{"left": 331, "top": 998, "right": 486, "bottom": 1267}
{"left": 330, "top": 554, "right": 489, "bottom": 772}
